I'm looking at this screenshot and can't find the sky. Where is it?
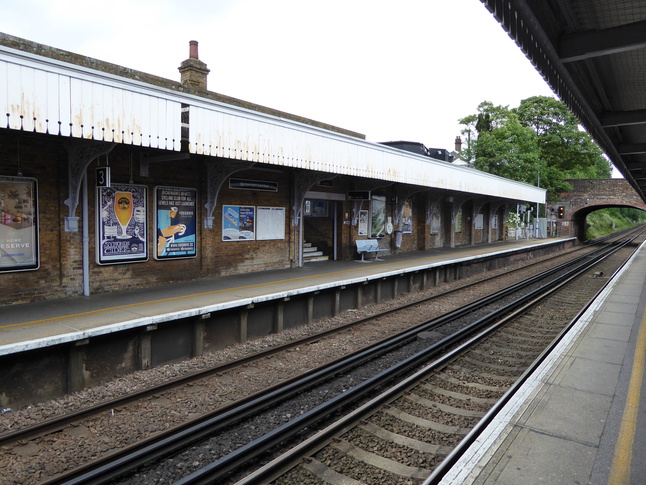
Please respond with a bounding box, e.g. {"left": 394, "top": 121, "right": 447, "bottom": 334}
{"left": 2, "top": 0, "right": 556, "bottom": 151}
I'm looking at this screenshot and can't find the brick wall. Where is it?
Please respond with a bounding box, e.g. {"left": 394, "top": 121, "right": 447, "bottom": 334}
{"left": 0, "top": 133, "right": 296, "bottom": 305}
{"left": 1, "top": 128, "right": 517, "bottom": 305}
{"left": 555, "top": 178, "right": 646, "bottom": 214}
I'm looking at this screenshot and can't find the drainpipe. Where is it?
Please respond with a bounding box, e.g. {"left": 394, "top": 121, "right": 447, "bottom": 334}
{"left": 333, "top": 201, "right": 338, "bottom": 261}
{"left": 82, "top": 171, "right": 90, "bottom": 296}
{"left": 298, "top": 213, "right": 303, "bottom": 267}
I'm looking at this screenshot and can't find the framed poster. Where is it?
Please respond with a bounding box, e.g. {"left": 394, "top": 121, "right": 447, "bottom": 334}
{"left": 222, "top": 205, "right": 255, "bottom": 241}
{"left": 475, "top": 213, "right": 484, "bottom": 230}
{"left": 96, "top": 184, "right": 147, "bottom": 264}
{"left": 358, "top": 209, "right": 368, "bottom": 236}
{"left": 370, "top": 195, "right": 386, "bottom": 238}
{"left": 304, "top": 200, "right": 328, "bottom": 217}
{"left": 155, "top": 186, "right": 197, "bottom": 260}
{"left": 430, "top": 209, "right": 441, "bottom": 235}
{"left": 257, "top": 206, "right": 285, "bottom": 240}
{"left": 0, "top": 176, "right": 39, "bottom": 272}
{"left": 402, "top": 200, "right": 413, "bottom": 234}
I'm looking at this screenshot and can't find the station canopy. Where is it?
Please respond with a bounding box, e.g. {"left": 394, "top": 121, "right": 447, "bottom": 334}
{"left": 483, "top": 0, "right": 646, "bottom": 201}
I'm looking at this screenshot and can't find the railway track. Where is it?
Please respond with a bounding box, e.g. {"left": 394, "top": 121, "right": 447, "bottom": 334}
{"left": 172, "top": 231, "right": 641, "bottom": 485}
{"left": 0, "top": 237, "right": 595, "bottom": 449}
{"left": 31, "top": 229, "right": 642, "bottom": 484}
{"left": 0, "top": 230, "right": 637, "bottom": 484}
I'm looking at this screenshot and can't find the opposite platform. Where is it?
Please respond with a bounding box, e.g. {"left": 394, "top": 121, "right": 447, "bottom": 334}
{"left": 438, "top": 239, "right": 646, "bottom": 484}
{"left": 0, "top": 238, "right": 571, "bottom": 356}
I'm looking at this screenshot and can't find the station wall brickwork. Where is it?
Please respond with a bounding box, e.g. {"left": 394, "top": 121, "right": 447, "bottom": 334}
{"left": 554, "top": 178, "right": 646, "bottom": 214}
{"left": 0, "top": 127, "right": 513, "bottom": 306}
{"left": 0, "top": 132, "right": 299, "bottom": 306}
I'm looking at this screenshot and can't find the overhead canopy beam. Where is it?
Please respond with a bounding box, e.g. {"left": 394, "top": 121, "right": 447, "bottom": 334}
{"left": 602, "top": 109, "right": 646, "bottom": 128}
{"left": 559, "top": 19, "right": 646, "bottom": 63}
{"left": 618, "top": 143, "right": 646, "bottom": 155}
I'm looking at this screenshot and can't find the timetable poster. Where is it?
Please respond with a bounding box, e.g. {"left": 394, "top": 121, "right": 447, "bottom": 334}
{"left": 155, "top": 186, "right": 197, "bottom": 260}
{"left": 0, "top": 176, "right": 39, "bottom": 272}
{"left": 97, "top": 184, "right": 147, "bottom": 264}
{"left": 222, "top": 205, "right": 255, "bottom": 241}
{"left": 256, "top": 206, "right": 285, "bottom": 240}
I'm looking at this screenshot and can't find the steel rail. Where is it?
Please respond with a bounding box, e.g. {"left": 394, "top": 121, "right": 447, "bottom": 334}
{"left": 1, "top": 235, "right": 601, "bottom": 448}
{"left": 40, "top": 232, "right": 636, "bottom": 484}
{"left": 423, "top": 235, "right": 640, "bottom": 484}
{"left": 173, "top": 235, "right": 637, "bottom": 485}
{"left": 231, "top": 232, "right": 640, "bottom": 485}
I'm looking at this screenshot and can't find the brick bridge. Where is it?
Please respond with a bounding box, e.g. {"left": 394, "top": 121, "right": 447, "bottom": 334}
{"left": 549, "top": 179, "right": 646, "bottom": 240}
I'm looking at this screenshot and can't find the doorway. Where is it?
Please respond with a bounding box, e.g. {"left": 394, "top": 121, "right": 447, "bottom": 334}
{"left": 302, "top": 199, "right": 335, "bottom": 262}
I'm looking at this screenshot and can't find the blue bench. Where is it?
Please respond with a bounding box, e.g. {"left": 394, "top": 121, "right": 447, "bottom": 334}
{"left": 356, "top": 239, "right": 388, "bottom": 262}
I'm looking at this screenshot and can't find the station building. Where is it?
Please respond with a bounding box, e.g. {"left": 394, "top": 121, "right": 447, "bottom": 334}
{"left": 0, "top": 34, "right": 545, "bottom": 306}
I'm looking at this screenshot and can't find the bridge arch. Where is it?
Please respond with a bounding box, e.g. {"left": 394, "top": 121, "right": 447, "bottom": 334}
{"left": 550, "top": 179, "right": 646, "bottom": 240}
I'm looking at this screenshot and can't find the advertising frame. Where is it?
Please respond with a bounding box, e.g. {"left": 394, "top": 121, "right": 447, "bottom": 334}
{"left": 222, "top": 205, "right": 256, "bottom": 241}
{"left": 96, "top": 184, "right": 148, "bottom": 265}
{"left": 154, "top": 186, "right": 198, "bottom": 260}
{"left": 0, "top": 175, "right": 39, "bottom": 272}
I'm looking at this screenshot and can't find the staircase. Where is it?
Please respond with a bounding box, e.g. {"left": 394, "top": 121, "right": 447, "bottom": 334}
{"left": 302, "top": 242, "right": 329, "bottom": 262}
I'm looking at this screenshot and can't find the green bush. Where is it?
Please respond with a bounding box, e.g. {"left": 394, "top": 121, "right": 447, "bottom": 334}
{"left": 586, "top": 208, "right": 646, "bottom": 239}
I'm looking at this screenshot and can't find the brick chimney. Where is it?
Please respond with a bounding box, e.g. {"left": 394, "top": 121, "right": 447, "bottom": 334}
{"left": 454, "top": 136, "right": 462, "bottom": 152}
{"left": 178, "top": 40, "right": 210, "bottom": 90}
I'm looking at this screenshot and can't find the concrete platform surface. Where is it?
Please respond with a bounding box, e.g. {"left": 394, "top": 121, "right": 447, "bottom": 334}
{"left": 0, "top": 238, "right": 565, "bottom": 355}
{"left": 437, "top": 240, "right": 646, "bottom": 485}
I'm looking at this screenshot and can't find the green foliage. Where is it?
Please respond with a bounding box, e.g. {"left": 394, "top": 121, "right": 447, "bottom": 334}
{"left": 459, "top": 96, "right": 612, "bottom": 200}
{"left": 586, "top": 208, "right": 646, "bottom": 239}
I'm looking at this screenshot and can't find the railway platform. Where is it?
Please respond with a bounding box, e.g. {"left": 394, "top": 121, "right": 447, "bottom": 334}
{"left": 2, "top": 235, "right": 646, "bottom": 484}
{"left": 439, "top": 239, "right": 646, "bottom": 485}
{"left": 0, "top": 236, "right": 576, "bottom": 408}
{"left": 0, "top": 237, "right": 572, "bottom": 357}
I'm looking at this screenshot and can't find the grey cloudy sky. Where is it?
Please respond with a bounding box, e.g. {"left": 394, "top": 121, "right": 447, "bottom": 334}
{"left": 3, "top": 0, "right": 555, "bottom": 151}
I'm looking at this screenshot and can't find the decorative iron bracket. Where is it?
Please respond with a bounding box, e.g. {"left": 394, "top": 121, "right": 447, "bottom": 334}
{"left": 203, "top": 160, "right": 255, "bottom": 228}
{"left": 393, "top": 185, "right": 426, "bottom": 228}
{"left": 63, "top": 141, "right": 116, "bottom": 232}
{"left": 426, "top": 196, "right": 443, "bottom": 225}
{"left": 292, "top": 171, "right": 337, "bottom": 226}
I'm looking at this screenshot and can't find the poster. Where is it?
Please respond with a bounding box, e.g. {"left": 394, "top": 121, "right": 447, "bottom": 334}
{"left": 222, "top": 205, "right": 255, "bottom": 241}
{"left": 431, "top": 209, "right": 441, "bottom": 234}
{"left": 475, "top": 213, "right": 484, "bottom": 230}
{"left": 257, "top": 207, "right": 285, "bottom": 240}
{"left": 370, "top": 195, "right": 385, "bottom": 238}
{"left": 97, "top": 184, "right": 147, "bottom": 264}
{"left": 155, "top": 186, "right": 197, "bottom": 259}
{"left": 358, "top": 209, "right": 368, "bottom": 236}
{"left": 0, "top": 176, "right": 38, "bottom": 272}
{"left": 402, "top": 200, "right": 413, "bottom": 234}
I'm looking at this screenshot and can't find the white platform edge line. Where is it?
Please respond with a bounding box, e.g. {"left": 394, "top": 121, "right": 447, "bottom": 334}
{"left": 435, "top": 239, "right": 646, "bottom": 485}
{"left": 0, "top": 239, "right": 572, "bottom": 356}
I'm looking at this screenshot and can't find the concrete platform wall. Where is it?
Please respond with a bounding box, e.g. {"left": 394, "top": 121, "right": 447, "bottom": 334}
{"left": 0, "top": 239, "right": 575, "bottom": 408}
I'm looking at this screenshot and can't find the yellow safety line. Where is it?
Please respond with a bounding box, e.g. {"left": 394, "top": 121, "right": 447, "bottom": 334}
{"left": 2, "top": 254, "right": 449, "bottom": 329}
{"left": 1, "top": 240, "right": 540, "bottom": 330}
{"left": 608, "top": 307, "right": 646, "bottom": 484}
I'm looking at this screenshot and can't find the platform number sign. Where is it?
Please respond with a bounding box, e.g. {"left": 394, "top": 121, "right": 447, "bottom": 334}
{"left": 96, "top": 167, "right": 111, "bottom": 188}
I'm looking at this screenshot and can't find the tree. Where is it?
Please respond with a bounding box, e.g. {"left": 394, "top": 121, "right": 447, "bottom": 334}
{"left": 459, "top": 101, "right": 542, "bottom": 186}
{"left": 458, "top": 96, "right": 611, "bottom": 200}
{"left": 516, "top": 96, "right": 611, "bottom": 179}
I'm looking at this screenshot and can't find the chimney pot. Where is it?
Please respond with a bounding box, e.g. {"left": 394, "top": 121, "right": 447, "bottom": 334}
{"left": 189, "top": 40, "right": 199, "bottom": 59}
